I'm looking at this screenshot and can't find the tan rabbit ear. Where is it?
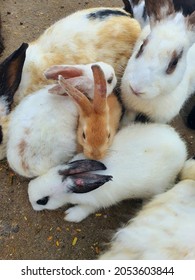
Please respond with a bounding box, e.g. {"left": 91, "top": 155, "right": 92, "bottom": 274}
{"left": 44, "top": 65, "right": 83, "bottom": 80}
{"left": 91, "top": 64, "right": 107, "bottom": 114}
{"left": 145, "top": 0, "right": 175, "bottom": 28}
{"left": 58, "top": 75, "right": 92, "bottom": 116}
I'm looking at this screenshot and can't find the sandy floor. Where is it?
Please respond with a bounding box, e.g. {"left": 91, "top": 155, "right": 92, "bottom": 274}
{"left": 0, "top": 0, "right": 194, "bottom": 260}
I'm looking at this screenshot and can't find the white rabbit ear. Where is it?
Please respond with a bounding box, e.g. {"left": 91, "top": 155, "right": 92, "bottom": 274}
{"left": 145, "top": 0, "right": 175, "bottom": 28}
{"left": 44, "top": 65, "right": 83, "bottom": 80}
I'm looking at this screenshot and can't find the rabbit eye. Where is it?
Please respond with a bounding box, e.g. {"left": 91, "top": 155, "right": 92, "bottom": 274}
{"left": 82, "top": 132, "right": 86, "bottom": 140}
{"left": 108, "top": 133, "right": 111, "bottom": 139}
{"left": 107, "top": 75, "right": 113, "bottom": 84}
{"left": 36, "top": 196, "right": 49, "bottom": 205}
{"left": 136, "top": 39, "right": 148, "bottom": 59}
{"left": 0, "top": 126, "right": 3, "bottom": 144}
{"left": 166, "top": 50, "right": 183, "bottom": 75}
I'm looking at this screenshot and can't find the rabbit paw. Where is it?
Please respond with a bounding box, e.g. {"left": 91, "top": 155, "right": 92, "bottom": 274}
{"left": 64, "top": 205, "right": 94, "bottom": 222}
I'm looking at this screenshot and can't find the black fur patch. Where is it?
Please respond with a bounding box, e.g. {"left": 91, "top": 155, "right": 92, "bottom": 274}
{"left": 0, "top": 125, "right": 3, "bottom": 144}
{"left": 187, "top": 106, "right": 195, "bottom": 129}
{"left": 87, "top": 9, "right": 130, "bottom": 20}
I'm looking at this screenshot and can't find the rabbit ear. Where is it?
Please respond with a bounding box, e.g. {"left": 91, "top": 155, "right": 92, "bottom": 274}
{"left": 0, "top": 43, "right": 28, "bottom": 116}
{"left": 49, "top": 76, "right": 93, "bottom": 98}
{"left": 145, "top": 0, "right": 175, "bottom": 28}
{"left": 91, "top": 64, "right": 107, "bottom": 114}
{"left": 58, "top": 159, "right": 107, "bottom": 178}
{"left": 58, "top": 75, "right": 92, "bottom": 116}
{"left": 66, "top": 173, "right": 112, "bottom": 193}
{"left": 187, "top": 11, "right": 195, "bottom": 32}
{"left": 44, "top": 65, "right": 83, "bottom": 80}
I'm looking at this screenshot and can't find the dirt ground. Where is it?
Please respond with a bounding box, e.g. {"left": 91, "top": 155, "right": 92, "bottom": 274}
{"left": 0, "top": 0, "right": 194, "bottom": 260}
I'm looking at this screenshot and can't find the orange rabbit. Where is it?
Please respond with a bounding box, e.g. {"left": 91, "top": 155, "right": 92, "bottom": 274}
{"left": 58, "top": 64, "right": 122, "bottom": 160}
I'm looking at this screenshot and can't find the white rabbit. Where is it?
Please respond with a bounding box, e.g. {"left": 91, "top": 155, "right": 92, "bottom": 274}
{"left": 121, "top": 0, "right": 195, "bottom": 124}
{"left": 99, "top": 158, "right": 195, "bottom": 260}
{"left": 28, "top": 122, "right": 187, "bottom": 223}
{"left": 6, "top": 62, "right": 117, "bottom": 178}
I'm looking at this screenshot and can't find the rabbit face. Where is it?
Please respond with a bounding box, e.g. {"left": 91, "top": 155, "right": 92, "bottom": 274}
{"left": 123, "top": 13, "right": 193, "bottom": 100}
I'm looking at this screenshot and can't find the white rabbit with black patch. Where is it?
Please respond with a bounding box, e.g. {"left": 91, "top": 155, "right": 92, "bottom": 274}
{"left": 121, "top": 0, "right": 195, "bottom": 124}
{"left": 28, "top": 122, "right": 187, "bottom": 223}
{"left": 6, "top": 62, "right": 117, "bottom": 178}
{"left": 99, "top": 158, "right": 195, "bottom": 260}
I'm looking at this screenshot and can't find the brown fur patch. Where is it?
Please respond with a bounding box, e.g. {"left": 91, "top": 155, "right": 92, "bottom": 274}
{"left": 187, "top": 11, "right": 195, "bottom": 30}
{"left": 146, "top": 0, "right": 175, "bottom": 23}
{"left": 18, "top": 139, "right": 29, "bottom": 172}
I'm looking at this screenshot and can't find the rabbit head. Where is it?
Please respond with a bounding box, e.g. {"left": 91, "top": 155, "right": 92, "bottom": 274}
{"left": 122, "top": 0, "right": 195, "bottom": 100}
{"left": 58, "top": 64, "right": 121, "bottom": 160}
{"left": 28, "top": 159, "right": 112, "bottom": 211}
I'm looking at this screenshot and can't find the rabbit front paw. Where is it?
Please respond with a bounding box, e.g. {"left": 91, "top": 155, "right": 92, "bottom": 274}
{"left": 64, "top": 205, "right": 94, "bottom": 223}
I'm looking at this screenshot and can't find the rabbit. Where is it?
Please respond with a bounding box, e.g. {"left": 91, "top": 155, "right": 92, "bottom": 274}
{"left": 0, "top": 43, "right": 28, "bottom": 160}
{"left": 0, "top": 7, "right": 141, "bottom": 160}
{"left": 99, "top": 158, "right": 195, "bottom": 260}
{"left": 57, "top": 64, "right": 122, "bottom": 160}
{"left": 124, "top": 0, "right": 195, "bottom": 28}
{"left": 13, "top": 6, "right": 141, "bottom": 104}
{"left": 28, "top": 122, "right": 187, "bottom": 223}
{"left": 120, "top": 0, "right": 195, "bottom": 125}
{"left": 6, "top": 62, "right": 117, "bottom": 178}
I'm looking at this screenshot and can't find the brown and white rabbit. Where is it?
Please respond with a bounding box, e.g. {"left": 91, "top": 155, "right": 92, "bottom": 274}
{"left": 57, "top": 64, "right": 122, "bottom": 160}
{"left": 14, "top": 7, "right": 141, "bottom": 104}
{"left": 121, "top": 0, "right": 195, "bottom": 124}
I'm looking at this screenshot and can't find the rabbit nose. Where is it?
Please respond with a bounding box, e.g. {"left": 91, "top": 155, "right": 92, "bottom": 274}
{"left": 130, "top": 85, "right": 143, "bottom": 96}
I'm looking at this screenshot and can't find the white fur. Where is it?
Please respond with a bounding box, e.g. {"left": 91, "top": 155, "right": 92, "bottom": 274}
{"left": 121, "top": 8, "right": 195, "bottom": 123}
{"left": 100, "top": 160, "right": 195, "bottom": 260}
{"left": 28, "top": 123, "right": 187, "bottom": 222}
{"left": 6, "top": 62, "right": 116, "bottom": 178}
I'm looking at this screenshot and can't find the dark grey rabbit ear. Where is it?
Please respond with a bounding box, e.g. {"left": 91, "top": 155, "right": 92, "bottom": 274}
{"left": 66, "top": 173, "right": 113, "bottom": 193}
{"left": 145, "top": 0, "right": 175, "bottom": 27}
{"left": 0, "top": 43, "right": 28, "bottom": 115}
{"left": 59, "top": 159, "right": 107, "bottom": 180}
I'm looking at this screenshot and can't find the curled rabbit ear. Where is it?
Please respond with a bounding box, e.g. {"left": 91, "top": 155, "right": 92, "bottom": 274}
{"left": 91, "top": 64, "right": 107, "bottom": 114}
{"left": 58, "top": 75, "right": 92, "bottom": 116}
{"left": 44, "top": 65, "right": 83, "bottom": 80}
{"left": 145, "top": 0, "right": 175, "bottom": 27}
